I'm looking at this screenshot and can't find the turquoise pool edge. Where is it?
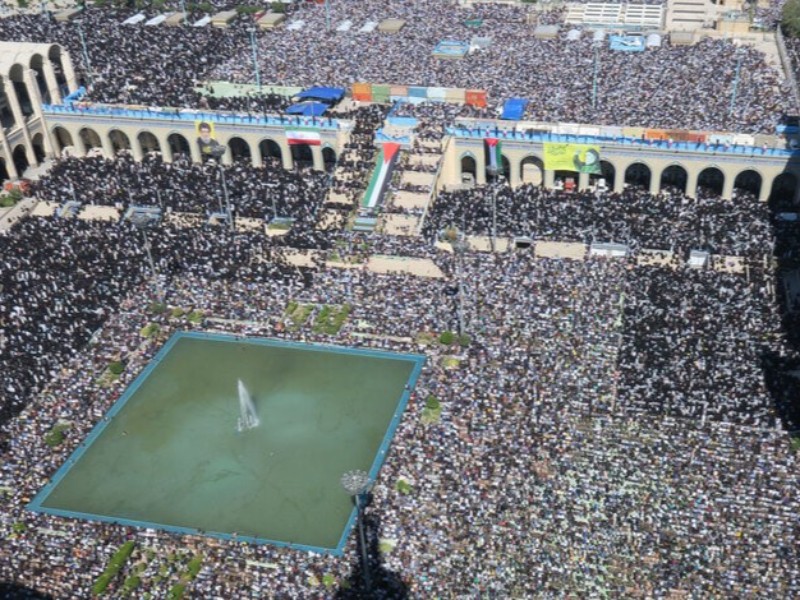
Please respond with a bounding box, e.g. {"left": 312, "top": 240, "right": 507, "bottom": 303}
{"left": 26, "top": 330, "right": 427, "bottom": 557}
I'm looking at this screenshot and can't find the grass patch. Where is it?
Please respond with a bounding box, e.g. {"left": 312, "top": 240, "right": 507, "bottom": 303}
{"left": 441, "top": 356, "right": 461, "bottom": 370}
{"left": 185, "top": 555, "right": 202, "bottom": 580}
{"left": 12, "top": 522, "right": 26, "bottom": 534}
{"left": 121, "top": 575, "right": 141, "bottom": 595}
{"left": 287, "top": 303, "right": 314, "bottom": 332}
{"left": 168, "top": 584, "right": 185, "bottom": 599}
{"left": 267, "top": 221, "right": 292, "bottom": 231}
{"left": 378, "top": 539, "right": 396, "bottom": 554}
{"left": 415, "top": 331, "right": 437, "bottom": 346}
{"left": 92, "top": 541, "right": 135, "bottom": 596}
{"left": 170, "top": 307, "right": 186, "bottom": 318}
{"left": 108, "top": 360, "right": 125, "bottom": 375}
{"left": 140, "top": 323, "right": 161, "bottom": 338}
{"left": 395, "top": 478, "right": 413, "bottom": 495}
{"left": 322, "top": 573, "right": 336, "bottom": 588}
{"left": 312, "top": 304, "right": 352, "bottom": 335}
{"left": 44, "top": 422, "right": 70, "bottom": 448}
{"left": 187, "top": 310, "right": 204, "bottom": 325}
{"left": 791, "top": 436, "right": 800, "bottom": 453}
{"left": 439, "top": 331, "right": 456, "bottom": 345}
{"left": 148, "top": 301, "right": 167, "bottom": 315}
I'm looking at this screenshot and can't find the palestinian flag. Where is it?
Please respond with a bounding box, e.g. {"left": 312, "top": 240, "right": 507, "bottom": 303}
{"left": 486, "top": 138, "right": 501, "bottom": 172}
{"left": 286, "top": 129, "right": 321, "bottom": 146}
{"left": 362, "top": 142, "right": 401, "bottom": 208}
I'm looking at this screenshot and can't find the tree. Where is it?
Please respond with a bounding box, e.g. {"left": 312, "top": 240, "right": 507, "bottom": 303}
{"left": 783, "top": 0, "right": 800, "bottom": 38}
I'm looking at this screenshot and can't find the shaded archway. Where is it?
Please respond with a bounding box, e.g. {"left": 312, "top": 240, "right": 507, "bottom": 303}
{"left": 660, "top": 164, "right": 687, "bottom": 194}
{"left": 79, "top": 127, "right": 102, "bottom": 153}
{"left": 624, "top": 162, "right": 651, "bottom": 190}
{"left": 0, "top": 157, "right": 9, "bottom": 182}
{"left": 9, "top": 63, "right": 33, "bottom": 117}
{"left": 167, "top": 133, "right": 190, "bottom": 160}
{"left": 259, "top": 138, "right": 282, "bottom": 166}
{"left": 322, "top": 146, "right": 336, "bottom": 172}
{"left": 53, "top": 126, "right": 73, "bottom": 154}
{"left": 733, "top": 169, "right": 762, "bottom": 199}
{"left": 48, "top": 45, "right": 68, "bottom": 94}
{"left": 228, "top": 137, "right": 251, "bottom": 163}
{"left": 29, "top": 53, "right": 50, "bottom": 104}
{"left": 591, "top": 160, "right": 615, "bottom": 190}
{"left": 12, "top": 145, "right": 29, "bottom": 176}
{"left": 520, "top": 155, "right": 543, "bottom": 185}
{"left": 696, "top": 167, "right": 724, "bottom": 196}
{"left": 291, "top": 143, "right": 314, "bottom": 168}
{"left": 0, "top": 78, "right": 14, "bottom": 128}
{"left": 31, "top": 133, "right": 45, "bottom": 163}
{"left": 461, "top": 153, "right": 477, "bottom": 183}
{"left": 769, "top": 172, "right": 798, "bottom": 209}
{"left": 109, "top": 129, "right": 131, "bottom": 154}
{"left": 137, "top": 131, "right": 161, "bottom": 155}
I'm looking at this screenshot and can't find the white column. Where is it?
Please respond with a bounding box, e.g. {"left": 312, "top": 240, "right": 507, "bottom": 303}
{"left": 649, "top": 170, "right": 660, "bottom": 195}
{"left": 42, "top": 60, "right": 62, "bottom": 105}
{"left": 686, "top": 170, "right": 699, "bottom": 198}
{"left": 543, "top": 169, "right": 555, "bottom": 189}
{"left": 4, "top": 79, "right": 36, "bottom": 165}
{"left": 311, "top": 145, "right": 324, "bottom": 172}
{"left": 281, "top": 143, "right": 294, "bottom": 170}
{"left": 61, "top": 52, "right": 78, "bottom": 93}
{"left": 0, "top": 129, "right": 19, "bottom": 180}
{"left": 578, "top": 171, "right": 590, "bottom": 191}
{"left": 758, "top": 177, "right": 770, "bottom": 203}
{"left": 721, "top": 173, "right": 735, "bottom": 201}
{"left": 24, "top": 69, "right": 55, "bottom": 158}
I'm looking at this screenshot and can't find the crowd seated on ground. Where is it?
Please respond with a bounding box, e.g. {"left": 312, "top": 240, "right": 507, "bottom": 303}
{"left": 1, "top": 204, "right": 799, "bottom": 596}
{"left": 0, "top": 3, "right": 793, "bottom": 133}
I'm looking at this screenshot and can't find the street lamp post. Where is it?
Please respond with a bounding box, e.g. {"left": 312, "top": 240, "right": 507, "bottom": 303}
{"left": 341, "top": 469, "right": 371, "bottom": 593}
{"left": 75, "top": 20, "right": 93, "bottom": 87}
{"left": 729, "top": 47, "right": 745, "bottom": 117}
{"left": 247, "top": 27, "right": 261, "bottom": 90}
{"left": 592, "top": 43, "right": 600, "bottom": 110}
{"left": 485, "top": 166, "right": 500, "bottom": 252}
{"left": 129, "top": 214, "right": 164, "bottom": 302}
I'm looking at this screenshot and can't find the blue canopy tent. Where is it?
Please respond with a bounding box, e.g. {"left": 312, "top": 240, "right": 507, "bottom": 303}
{"left": 295, "top": 86, "right": 346, "bottom": 104}
{"left": 286, "top": 101, "right": 329, "bottom": 117}
{"left": 501, "top": 98, "right": 528, "bottom": 120}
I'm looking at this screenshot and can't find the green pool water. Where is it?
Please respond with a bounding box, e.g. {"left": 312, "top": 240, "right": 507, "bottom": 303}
{"left": 34, "top": 333, "right": 423, "bottom": 551}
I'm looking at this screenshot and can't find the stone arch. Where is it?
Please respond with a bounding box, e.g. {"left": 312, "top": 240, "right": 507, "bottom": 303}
{"left": 624, "top": 162, "right": 651, "bottom": 190}
{"left": 520, "top": 154, "right": 544, "bottom": 186}
{"left": 167, "top": 132, "right": 191, "bottom": 161}
{"left": 291, "top": 143, "right": 314, "bottom": 168}
{"left": 0, "top": 77, "right": 14, "bottom": 128}
{"left": 769, "top": 172, "right": 798, "bottom": 209}
{"left": 8, "top": 63, "right": 33, "bottom": 117}
{"left": 79, "top": 127, "right": 102, "bottom": 153}
{"left": 12, "top": 144, "right": 29, "bottom": 176}
{"left": 228, "top": 137, "right": 251, "bottom": 163}
{"left": 322, "top": 146, "right": 337, "bottom": 172}
{"left": 460, "top": 151, "right": 477, "bottom": 183}
{"left": 109, "top": 129, "right": 131, "bottom": 154}
{"left": 660, "top": 164, "right": 687, "bottom": 194}
{"left": 696, "top": 166, "right": 724, "bottom": 196}
{"left": 259, "top": 138, "right": 283, "bottom": 166}
{"left": 29, "top": 53, "right": 50, "bottom": 104}
{"left": 31, "top": 132, "right": 46, "bottom": 163}
{"left": 137, "top": 131, "right": 161, "bottom": 156}
{"left": 591, "top": 160, "right": 615, "bottom": 190}
{"left": 47, "top": 44, "right": 69, "bottom": 92}
{"left": 0, "top": 156, "right": 8, "bottom": 182}
{"left": 52, "top": 126, "right": 74, "bottom": 154}
{"left": 733, "top": 169, "right": 762, "bottom": 199}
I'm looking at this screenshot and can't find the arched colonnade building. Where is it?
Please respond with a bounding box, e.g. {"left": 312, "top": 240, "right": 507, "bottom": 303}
{"left": 442, "top": 125, "right": 800, "bottom": 203}
{"left": 45, "top": 111, "right": 344, "bottom": 173}
{"left": 0, "top": 41, "right": 77, "bottom": 181}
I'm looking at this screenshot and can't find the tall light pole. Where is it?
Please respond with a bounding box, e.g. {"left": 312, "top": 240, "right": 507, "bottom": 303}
{"left": 591, "top": 43, "right": 600, "bottom": 110}
{"left": 729, "top": 47, "right": 745, "bottom": 117}
{"left": 486, "top": 166, "right": 500, "bottom": 253}
{"left": 247, "top": 27, "right": 261, "bottom": 90}
{"left": 341, "top": 470, "right": 371, "bottom": 593}
{"left": 325, "top": 0, "right": 332, "bottom": 32}
{"left": 219, "top": 164, "right": 234, "bottom": 232}
{"left": 180, "top": 0, "right": 187, "bottom": 25}
{"left": 129, "top": 214, "right": 164, "bottom": 303}
{"left": 75, "top": 19, "right": 93, "bottom": 87}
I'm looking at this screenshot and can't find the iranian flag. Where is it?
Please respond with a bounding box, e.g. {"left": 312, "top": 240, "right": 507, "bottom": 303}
{"left": 286, "top": 129, "right": 321, "bottom": 146}
{"left": 486, "top": 138, "right": 501, "bottom": 172}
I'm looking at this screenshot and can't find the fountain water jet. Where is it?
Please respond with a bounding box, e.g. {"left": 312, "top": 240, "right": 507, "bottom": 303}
{"left": 237, "top": 379, "right": 260, "bottom": 432}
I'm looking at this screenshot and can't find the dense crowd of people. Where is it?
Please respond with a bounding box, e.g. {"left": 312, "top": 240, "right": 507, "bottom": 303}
{"left": 0, "top": 3, "right": 793, "bottom": 132}
{"left": 1, "top": 0, "right": 800, "bottom": 596}
{"left": 1, "top": 208, "right": 799, "bottom": 596}
{"left": 424, "top": 182, "right": 775, "bottom": 258}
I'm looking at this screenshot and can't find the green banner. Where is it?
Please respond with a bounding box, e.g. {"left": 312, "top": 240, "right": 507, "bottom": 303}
{"left": 543, "top": 143, "right": 601, "bottom": 174}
